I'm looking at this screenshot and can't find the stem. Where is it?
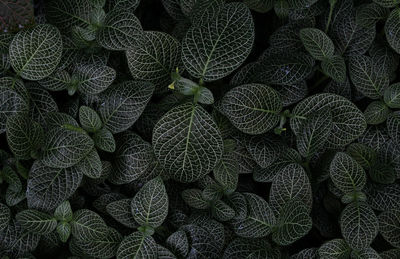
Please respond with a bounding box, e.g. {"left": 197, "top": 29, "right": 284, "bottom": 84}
{"left": 325, "top": 0, "right": 337, "bottom": 33}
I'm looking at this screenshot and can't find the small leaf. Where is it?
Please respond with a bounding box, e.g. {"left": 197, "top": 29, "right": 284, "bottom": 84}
{"left": 75, "top": 148, "right": 102, "bottom": 179}
{"left": 166, "top": 230, "right": 189, "bottom": 258}
{"left": 272, "top": 200, "right": 312, "bottom": 246}
{"left": 384, "top": 83, "right": 400, "bottom": 108}
{"left": 57, "top": 222, "right": 71, "bottom": 243}
{"left": 9, "top": 24, "right": 62, "bottom": 80}
{"left": 246, "top": 134, "right": 284, "bottom": 168}
{"left": 106, "top": 199, "right": 138, "bottom": 228}
{"left": 71, "top": 209, "right": 109, "bottom": 241}
{"left": 117, "top": 231, "right": 157, "bottom": 259}
{"left": 330, "top": 152, "right": 366, "bottom": 194}
{"left": 300, "top": 28, "right": 335, "bottom": 61}
{"left": 220, "top": 84, "right": 282, "bottom": 135}
{"left": 213, "top": 153, "right": 239, "bottom": 193}
{"left": 213, "top": 200, "right": 235, "bottom": 222}
{"left": 181, "top": 189, "right": 209, "bottom": 209}
{"left": 321, "top": 55, "right": 346, "bottom": 83}
{"left": 38, "top": 70, "right": 70, "bottom": 91}
{"left": 364, "top": 101, "right": 390, "bottom": 125}
{"left": 0, "top": 203, "right": 10, "bottom": 231}
{"left": 76, "top": 64, "right": 116, "bottom": 95}
{"left": 318, "top": 239, "right": 351, "bottom": 259}
{"left": 54, "top": 201, "right": 73, "bottom": 222}
{"left": 346, "top": 143, "right": 377, "bottom": 169}
{"left": 79, "top": 105, "right": 102, "bottom": 132}
{"left": 385, "top": 8, "right": 400, "bottom": 54}
{"left": 16, "top": 209, "right": 57, "bottom": 234}
{"left": 93, "top": 127, "right": 116, "bottom": 152}
{"left": 131, "top": 177, "right": 168, "bottom": 228}
{"left": 340, "top": 202, "right": 379, "bottom": 250}
{"left": 379, "top": 209, "right": 400, "bottom": 248}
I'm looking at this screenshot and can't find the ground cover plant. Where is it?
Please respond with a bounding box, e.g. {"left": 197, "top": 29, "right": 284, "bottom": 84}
{"left": 0, "top": 0, "right": 400, "bottom": 258}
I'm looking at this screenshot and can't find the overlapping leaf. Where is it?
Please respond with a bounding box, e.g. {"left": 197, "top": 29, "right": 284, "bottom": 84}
{"left": 116, "top": 231, "right": 157, "bottom": 259}
{"left": 76, "top": 64, "right": 116, "bottom": 95}
{"left": 300, "top": 28, "right": 334, "bottom": 61}
{"left": 379, "top": 209, "right": 400, "bottom": 248}
{"left": 71, "top": 209, "right": 109, "bottom": 241}
{"left": 15, "top": 209, "right": 57, "bottom": 234}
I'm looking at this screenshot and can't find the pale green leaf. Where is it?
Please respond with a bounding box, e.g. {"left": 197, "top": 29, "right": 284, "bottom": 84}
{"left": 300, "top": 28, "right": 334, "bottom": 61}
{"left": 181, "top": 2, "right": 254, "bottom": 81}
{"left": 54, "top": 201, "right": 73, "bottom": 222}
{"left": 117, "top": 231, "right": 157, "bottom": 259}
{"left": 56, "top": 222, "right": 71, "bottom": 242}
{"left": 16, "top": 209, "right": 57, "bottom": 234}
{"left": 153, "top": 103, "right": 223, "bottom": 183}
{"left": 9, "top": 24, "right": 62, "bottom": 80}
{"left": 220, "top": 84, "right": 282, "bottom": 135}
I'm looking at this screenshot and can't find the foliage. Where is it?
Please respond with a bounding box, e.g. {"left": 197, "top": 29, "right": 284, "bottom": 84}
{"left": 0, "top": 0, "right": 400, "bottom": 258}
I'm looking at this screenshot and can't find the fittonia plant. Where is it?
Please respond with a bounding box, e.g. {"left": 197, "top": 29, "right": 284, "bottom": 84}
{"left": 0, "top": 0, "right": 400, "bottom": 258}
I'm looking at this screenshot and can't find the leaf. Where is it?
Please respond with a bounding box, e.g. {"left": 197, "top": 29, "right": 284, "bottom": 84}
{"left": 374, "top": 0, "right": 400, "bottom": 8}
{"left": 349, "top": 55, "right": 389, "bottom": 99}
{"left": 181, "top": 189, "right": 209, "bottom": 209}
{"left": 71, "top": 209, "right": 109, "bottom": 241}
{"left": 356, "top": 3, "right": 389, "bottom": 28}
{"left": 220, "top": 84, "right": 282, "bottom": 135}
{"left": 223, "top": 238, "right": 270, "bottom": 259}
{"left": 213, "top": 200, "right": 235, "bottom": 221}
{"left": 330, "top": 152, "right": 366, "bottom": 194}
{"left": 99, "top": 81, "right": 154, "bottom": 134}
{"left": 42, "top": 126, "right": 94, "bottom": 168}
{"left": 166, "top": 230, "right": 189, "bottom": 258}
{"left": 26, "top": 84, "right": 59, "bottom": 126}
{"left": 384, "top": 83, "right": 400, "bottom": 108}
{"left": 213, "top": 153, "right": 239, "bottom": 193}
{"left": 0, "top": 203, "right": 10, "bottom": 231}
{"left": 290, "top": 93, "right": 367, "bottom": 148}
{"left": 6, "top": 113, "right": 44, "bottom": 160}
{"left": 318, "top": 239, "right": 351, "bottom": 259}
{"left": 321, "top": 55, "right": 346, "bottom": 83}
{"left": 296, "top": 108, "right": 333, "bottom": 158}
{"left": 385, "top": 8, "right": 400, "bottom": 54}
{"left": 27, "top": 160, "right": 83, "bottom": 211}
{"left": 232, "top": 193, "right": 276, "bottom": 238}
{"left": 111, "top": 132, "right": 154, "bottom": 184}
{"left": 54, "top": 201, "right": 73, "bottom": 222}
{"left": 38, "top": 70, "right": 70, "bottom": 91}
{"left": 153, "top": 103, "right": 223, "bottom": 183}
{"left": 290, "top": 248, "right": 318, "bottom": 259}
{"left": 75, "top": 148, "right": 102, "bottom": 179}
{"left": 367, "top": 183, "right": 400, "bottom": 211}
{"left": 46, "top": 0, "right": 94, "bottom": 30}
{"left": 76, "top": 64, "right": 116, "bottom": 95}
{"left": 340, "top": 202, "right": 379, "bottom": 250}
{"left": 300, "top": 28, "right": 335, "bottom": 61}
{"left": 181, "top": 224, "right": 222, "bottom": 258}
{"left": 97, "top": 10, "right": 143, "bottom": 50}
{"left": 15, "top": 209, "right": 57, "bottom": 235}
{"left": 93, "top": 127, "right": 116, "bottom": 152}
{"left": 127, "top": 31, "right": 182, "bottom": 94}
{"left": 79, "top": 106, "right": 102, "bottom": 133}
{"left": 9, "top": 24, "right": 62, "bottom": 80}
{"left": 387, "top": 112, "right": 400, "bottom": 145}
{"left": 246, "top": 134, "right": 284, "bottom": 168}
{"left": 108, "top": 0, "right": 140, "bottom": 11}
{"left": 272, "top": 200, "right": 312, "bottom": 246}
{"left": 117, "top": 231, "right": 157, "bottom": 259}
{"left": 181, "top": 2, "right": 254, "bottom": 81}
{"left": 346, "top": 143, "right": 377, "bottom": 169}
{"left": 106, "top": 199, "right": 138, "bottom": 228}
{"left": 244, "top": 0, "right": 274, "bottom": 13}
{"left": 57, "top": 222, "right": 71, "bottom": 243}
{"left": 131, "top": 177, "right": 168, "bottom": 228}
{"left": 379, "top": 209, "right": 400, "bottom": 248}
{"left": 364, "top": 101, "right": 390, "bottom": 125}
{"left": 74, "top": 227, "right": 123, "bottom": 259}
{"left": 270, "top": 163, "right": 312, "bottom": 215}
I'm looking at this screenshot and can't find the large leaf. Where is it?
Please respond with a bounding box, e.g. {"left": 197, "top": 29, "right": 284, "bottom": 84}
{"left": 42, "top": 126, "right": 94, "bottom": 168}
{"left": 99, "top": 81, "right": 154, "bottom": 134}
{"left": 220, "top": 84, "right": 282, "bottom": 135}
{"left": 181, "top": 2, "right": 254, "bottom": 81}
{"left": 27, "top": 160, "right": 83, "bottom": 210}
{"left": 296, "top": 108, "right": 333, "bottom": 158}
{"left": 290, "top": 93, "right": 367, "bottom": 148}
{"left": 76, "top": 64, "right": 116, "bottom": 95}
{"left": 6, "top": 113, "right": 43, "bottom": 160}
{"left": 379, "top": 209, "right": 400, "bottom": 248}
{"left": 340, "top": 202, "right": 379, "bottom": 250}
{"left": 71, "top": 209, "right": 109, "bottom": 241}
{"left": 9, "top": 24, "right": 62, "bottom": 80}
{"left": 272, "top": 200, "right": 312, "bottom": 246}
{"left": 385, "top": 8, "right": 400, "bottom": 54}
{"left": 97, "top": 10, "right": 143, "bottom": 50}
{"left": 15, "top": 209, "right": 57, "bottom": 235}
{"left": 117, "top": 231, "right": 157, "bottom": 259}
{"left": 349, "top": 55, "right": 389, "bottom": 99}
{"left": 329, "top": 152, "right": 366, "bottom": 194}
{"left": 153, "top": 103, "right": 223, "bottom": 183}
{"left": 270, "top": 163, "right": 312, "bottom": 215}
{"left": 127, "top": 31, "right": 182, "bottom": 93}
{"left": 131, "top": 177, "right": 168, "bottom": 228}
{"left": 300, "top": 28, "right": 335, "bottom": 61}
{"left": 232, "top": 193, "right": 276, "bottom": 238}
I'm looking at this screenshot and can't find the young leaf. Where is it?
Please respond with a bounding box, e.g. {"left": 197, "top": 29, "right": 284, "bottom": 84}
{"left": 330, "top": 152, "right": 366, "bottom": 194}
{"left": 79, "top": 105, "right": 102, "bottom": 132}
{"left": 76, "top": 64, "right": 116, "bottom": 95}
{"left": 126, "top": 31, "right": 182, "bottom": 93}
{"left": 300, "top": 28, "right": 335, "bottom": 61}
{"left": 6, "top": 113, "right": 44, "bottom": 160}
{"left": 220, "top": 84, "right": 282, "bottom": 135}
{"left": 57, "top": 222, "right": 71, "bottom": 243}
{"left": 9, "top": 24, "right": 62, "bottom": 80}
{"left": 16, "top": 209, "right": 57, "bottom": 234}
{"left": 181, "top": 2, "right": 254, "bottom": 81}
{"left": 97, "top": 10, "right": 143, "bottom": 50}
{"left": 93, "top": 127, "right": 116, "bottom": 152}
{"left": 131, "top": 177, "right": 168, "bottom": 228}
{"left": 153, "top": 103, "right": 223, "bottom": 182}
{"left": 379, "top": 209, "right": 400, "bottom": 248}
{"left": 71, "top": 209, "right": 109, "bottom": 241}
{"left": 54, "top": 201, "right": 73, "bottom": 222}
{"left": 384, "top": 83, "right": 400, "bottom": 108}
{"left": 117, "top": 231, "right": 157, "bottom": 259}
{"left": 272, "top": 200, "right": 312, "bottom": 246}
{"left": 106, "top": 199, "right": 138, "bottom": 228}
{"left": 99, "top": 81, "right": 154, "bottom": 134}
{"left": 321, "top": 55, "right": 346, "bottom": 83}
{"left": 340, "top": 202, "right": 379, "bottom": 250}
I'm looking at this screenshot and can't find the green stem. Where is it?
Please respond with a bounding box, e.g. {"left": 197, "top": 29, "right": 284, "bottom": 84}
{"left": 325, "top": 0, "right": 337, "bottom": 33}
